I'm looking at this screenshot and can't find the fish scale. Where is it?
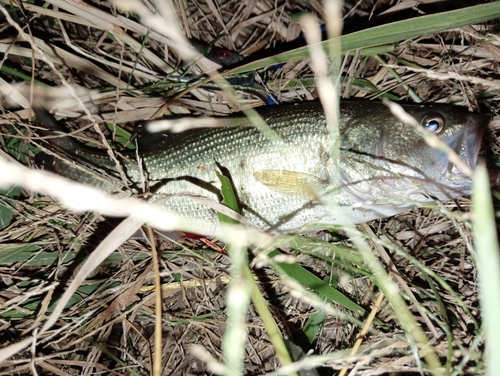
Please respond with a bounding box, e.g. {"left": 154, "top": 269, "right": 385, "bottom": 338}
{"left": 33, "top": 101, "right": 490, "bottom": 233}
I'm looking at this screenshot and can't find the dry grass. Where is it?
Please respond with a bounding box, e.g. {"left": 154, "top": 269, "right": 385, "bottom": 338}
{"left": 0, "top": 0, "right": 499, "bottom": 375}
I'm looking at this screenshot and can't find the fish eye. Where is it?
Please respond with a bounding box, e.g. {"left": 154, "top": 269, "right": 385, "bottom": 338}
{"left": 421, "top": 115, "right": 445, "bottom": 133}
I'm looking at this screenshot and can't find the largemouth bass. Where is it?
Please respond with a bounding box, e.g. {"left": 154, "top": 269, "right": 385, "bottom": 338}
{"left": 33, "top": 102, "right": 490, "bottom": 233}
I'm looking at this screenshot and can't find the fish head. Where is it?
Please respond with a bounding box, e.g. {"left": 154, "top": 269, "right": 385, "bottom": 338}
{"left": 340, "top": 103, "right": 491, "bottom": 203}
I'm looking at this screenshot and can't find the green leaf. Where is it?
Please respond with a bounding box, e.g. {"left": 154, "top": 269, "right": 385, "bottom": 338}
{"left": 77, "top": 281, "right": 121, "bottom": 295}
{"left": 1, "top": 293, "right": 84, "bottom": 319}
{"left": 300, "top": 273, "right": 340, "bottom": 346}
{"left": 278, "top": 235, "right": 369, "bottom": 277}
{"left": 0, "top": 65, "right": 51, "bottom": 87}
{"left": 215, "top": 167, "right": 240, "bottom": 224}
{"left": 302, "top": 309, "right": 327, "bottom": 346}
{"left": 105, "top": 123, "right": 135, "bottom": 150}
{"left": 0, "top": 243, "right": 40, "bottom": 264}
{"left": 0, "top": 245, "right": 153, "bottom": 266}
{"left": 268, "top": 249, "right": 366, "bottom": 316}
{"left": 0, "top": 187, "right": 21, "bottom": 230}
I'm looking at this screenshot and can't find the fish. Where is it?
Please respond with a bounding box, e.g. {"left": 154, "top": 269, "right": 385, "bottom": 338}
{"left": 32, "top": 101, "right": 490, "bottom": 234}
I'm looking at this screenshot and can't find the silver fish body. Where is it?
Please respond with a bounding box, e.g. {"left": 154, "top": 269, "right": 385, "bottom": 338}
{"left": 34, "top": 101, "right": 490, "bottom": 233}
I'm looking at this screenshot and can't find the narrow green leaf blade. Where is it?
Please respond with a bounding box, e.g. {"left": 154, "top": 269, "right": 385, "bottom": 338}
{"left": 227, "top": 2, "right": 500, "bottom": 75}
{"left": 268, "top": 249, "right": 365, "bottom": 316}
{"left": 216, "top": 168, "right": 240, "bottom": 224}
{"left": 472, "top": 163, "right": 500, "bottom": 376}
{"left": 0, "top": 187, "right": 20, "bottom": 230}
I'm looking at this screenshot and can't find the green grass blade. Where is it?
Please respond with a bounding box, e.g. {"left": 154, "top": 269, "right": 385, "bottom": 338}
{"left": 105, "top": 123, "right": 135, "bottom": 150}
{"left": 226, "top": 2, "right": 500, "bottom": 75}
{"left": 89, "top": 341, "right": 142, "bottom": 376}
{"left": 301, "top": 275, "right": 339, "bottom": 347}
{"left": 216, "top": 167, "right": 296, "bottom": 375}
{"left": 0, "top": 243, "right": 40, "bottom": 264}
{"left": 0, "top": 247, "right": 158, "bottom": 266}
{"left": 215, "top": 169, "right": 251, "bottom": 375}
{"left": 0, "top": 187, "right": 20, "bottom": 230}
{"left": 278, "top": 234, "right": 367, "bottom": 271}
{"left": 216, "top": 169, "right": 240, "bottom": 225}
{"left": 472, "top": 164, "right": 500, "bottom": 376}
{"left": 0, "top": 65, "right": 50, "bottom": 87}
{"left": 302, "top": 308, "right": 327, "bottom": 346}
{"left": 268, "top": 249, "right": 365, "bottom": 316}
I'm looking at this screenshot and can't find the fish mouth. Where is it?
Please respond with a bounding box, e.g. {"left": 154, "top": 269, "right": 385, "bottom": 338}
{"left": 443, "top": 113, "right": 491, "bottom": 173}
{"left": 464, "top": 114, "right": 491, "bottom": 169}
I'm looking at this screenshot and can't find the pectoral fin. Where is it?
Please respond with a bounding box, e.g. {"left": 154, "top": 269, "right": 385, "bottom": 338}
{"left": 253, "top": 170, "right": 322, "bottom": 200}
